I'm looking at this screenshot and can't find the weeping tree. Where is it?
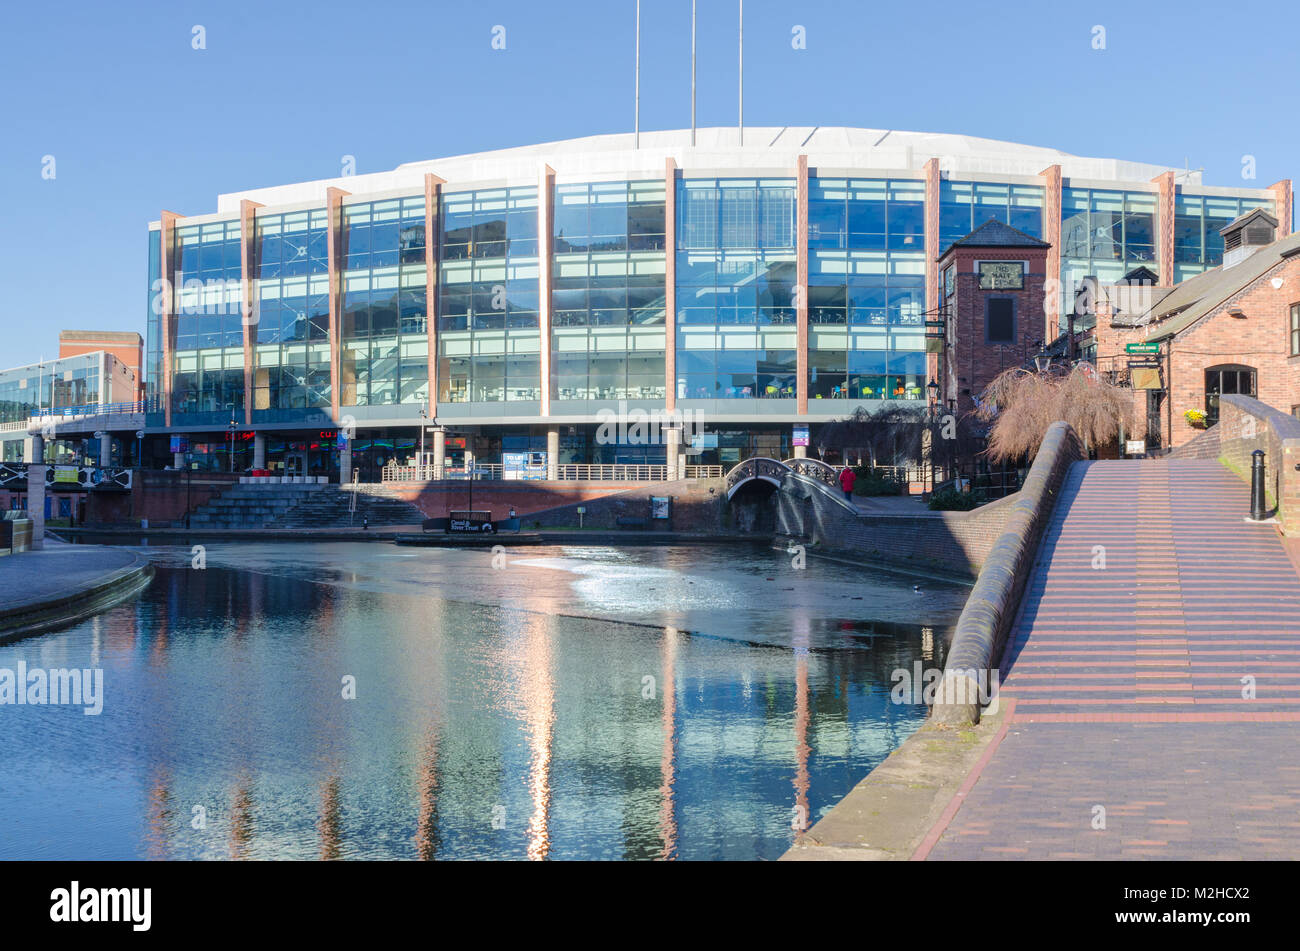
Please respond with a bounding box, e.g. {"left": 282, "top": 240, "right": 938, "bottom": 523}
{"left": 977, "top": 365, "right": 1132, "bottom": 462}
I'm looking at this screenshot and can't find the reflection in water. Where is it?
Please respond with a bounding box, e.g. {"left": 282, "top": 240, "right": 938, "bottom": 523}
{"left": 657, "top": 628, "right": 679, "bottom": 861}
{"left": 521, "top": 614, "right": 555, "bottom": 862}
{"left": 229, "top": 775, "right": 254, "bottom": 861}
{"left": 414, "top": 729, "right": 440, "bottom": 861}
{"left": 319, "top": 776, "right": 342, "bottom": 861}
{"left": 0, "top": 543, "right": 966, "bottom": 860}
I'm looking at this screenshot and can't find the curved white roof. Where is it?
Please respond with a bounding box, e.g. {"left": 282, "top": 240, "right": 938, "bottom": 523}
{"left": 214, "top": 126, "right": 1202, "bottom": 214}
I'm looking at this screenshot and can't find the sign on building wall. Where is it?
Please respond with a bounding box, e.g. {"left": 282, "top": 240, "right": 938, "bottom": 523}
{"left": 503, "top": 451, "right": 547, "bottom": 481}
{"left": 977, "top": 261, "right": 1025, "bottom": 290}
{"left": 792, "top": 425, "right": 809, "bottom": 447}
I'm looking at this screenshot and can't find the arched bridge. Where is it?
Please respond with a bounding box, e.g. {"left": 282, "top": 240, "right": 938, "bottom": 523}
{"left": 724, "top": 456, "right": 841, "bottom": 500}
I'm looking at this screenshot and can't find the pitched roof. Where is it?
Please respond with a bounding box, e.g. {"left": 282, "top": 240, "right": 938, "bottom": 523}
{"left": 1220, "top": 207, "right": 1278, "bottom": 237}
{"left": 1115, "top": 231, "right": 1300, "bottom": 338}
{"left": 940, "top": 218, "right": 1050, "bottom": 258}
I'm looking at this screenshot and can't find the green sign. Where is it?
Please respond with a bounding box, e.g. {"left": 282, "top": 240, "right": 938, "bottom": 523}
{"left": 1125, "top": 343, "right": 1160, "bottom": 355}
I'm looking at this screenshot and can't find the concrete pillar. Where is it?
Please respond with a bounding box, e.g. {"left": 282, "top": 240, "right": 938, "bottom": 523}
{"left": 28, "top": 435, "right": 45, "bottom": 549}
{"left": 174, "top": 451, "right": 186, "bottom": 469}
{"left": 794, "top": 444, "right": 807, "bottom": 459}
{"left": 339, "top": 446, "right": 352, "bottom": 485}
{"left": 546, "top": 427, "right": 559, "bottom": 481}
{"left": 665, "top": 427, "right": 680, "bottom": 481}
{"left": 431, "top": 428, "right": 446, "bottom": 480}
{"left": 99, "top": 432, "right": 112, "bottom": 467}
{"left": 252, "top": 432, "right": 266, "bottom": 469}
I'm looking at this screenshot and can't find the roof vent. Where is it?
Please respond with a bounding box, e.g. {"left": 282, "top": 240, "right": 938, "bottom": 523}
{"left": 1221, "top": 208, "right": 1278, "bottom": 268}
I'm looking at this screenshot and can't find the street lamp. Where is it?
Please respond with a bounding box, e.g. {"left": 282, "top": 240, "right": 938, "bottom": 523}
{"left": 1033, "top": 353, "right": 1051, "bottom": 374}
{"left": 135, "top": 430, "right": 145, "bottom": 470}
{"left": 924, "top": 380, "right": 940, "bottom": 497}
{"left": 227, "top": 418, "right": 237, "bottom": 473}
{"left": 418, "top": 410, "right": 428, "bottom": 476}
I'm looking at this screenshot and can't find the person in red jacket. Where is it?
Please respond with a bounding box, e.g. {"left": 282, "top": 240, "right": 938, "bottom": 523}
{"left": 838, "top": 465, "right": 856, "bottom": 502}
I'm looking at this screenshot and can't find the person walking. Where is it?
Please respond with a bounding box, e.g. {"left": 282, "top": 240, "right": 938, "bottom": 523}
{"left": 839, "top": 465, "right": 856, "bottom": 502}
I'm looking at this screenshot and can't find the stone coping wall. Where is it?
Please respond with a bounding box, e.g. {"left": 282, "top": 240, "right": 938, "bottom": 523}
{"left": 774, "top": 475, "right": 1026, "bottom": 579}
{"left": 932, "top": 422, "right": 1085, "bottom": 723}
{"left": 1212, "top": 394, "right": 1300, "bottom": 536}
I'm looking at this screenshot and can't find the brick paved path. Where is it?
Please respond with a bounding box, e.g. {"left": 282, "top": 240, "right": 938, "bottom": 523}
{"left": 924, "top": 460, "right": 1300, "bottom": 859}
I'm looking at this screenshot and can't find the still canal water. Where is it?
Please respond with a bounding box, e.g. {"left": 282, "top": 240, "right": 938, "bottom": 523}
{"left": 0, "top": 542, "right": 967, "bottom": 860}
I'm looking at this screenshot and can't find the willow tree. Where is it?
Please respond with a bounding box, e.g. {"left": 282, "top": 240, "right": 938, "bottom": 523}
{"left": 977, "top": 365, "right": 1132, "bottom": 462}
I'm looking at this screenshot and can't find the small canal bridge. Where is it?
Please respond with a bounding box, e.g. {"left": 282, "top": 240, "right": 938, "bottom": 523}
{"left": 724, "top": 456, "right": 849, "bottom": 503}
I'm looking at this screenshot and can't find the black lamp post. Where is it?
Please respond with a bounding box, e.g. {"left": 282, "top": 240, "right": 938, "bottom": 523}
{"left": 228, "top": 418, "right": 237, "bottom": 474}
{"left": 926, "top": 378, "right": 940, "bottom": 495}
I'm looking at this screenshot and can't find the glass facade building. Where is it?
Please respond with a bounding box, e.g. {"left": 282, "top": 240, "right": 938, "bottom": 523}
{"left": 143, "top": 128, "right": 1291, "bottom": 475}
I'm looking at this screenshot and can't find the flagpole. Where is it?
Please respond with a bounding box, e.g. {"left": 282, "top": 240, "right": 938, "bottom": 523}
{"left": 634, "top": 0, "right": 640, "bottom": 148}
{"left": 691, "top": 0, "right": 697, "bottom": 146}
{"left": 738, "top": 0, "right": 744, "bottom": 146}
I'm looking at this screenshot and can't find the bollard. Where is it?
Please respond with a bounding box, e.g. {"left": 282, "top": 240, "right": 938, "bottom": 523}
{"left": 1250, "top": 449, "right": 1267, "bottom": 521}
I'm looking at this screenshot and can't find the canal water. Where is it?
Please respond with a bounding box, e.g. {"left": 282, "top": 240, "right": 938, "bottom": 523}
{"left": 0, "top": 542, "right": 967, "bottom": 860}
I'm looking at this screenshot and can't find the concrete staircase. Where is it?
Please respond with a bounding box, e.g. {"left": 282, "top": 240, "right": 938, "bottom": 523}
{"left": 186, "top": 483, "right": 328, "bottom": 529}
{"left": 275, "top": 487, "right": 427, "bottom": 528}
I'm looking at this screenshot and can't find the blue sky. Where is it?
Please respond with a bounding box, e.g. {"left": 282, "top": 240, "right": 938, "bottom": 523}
{"left": 2, "top": 0, "right": 1295, "bottom": 369}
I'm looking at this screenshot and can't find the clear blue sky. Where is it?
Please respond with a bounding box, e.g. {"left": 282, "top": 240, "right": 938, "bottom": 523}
{"left": 2, "top": 0, "right": 1295, "bottom": 369}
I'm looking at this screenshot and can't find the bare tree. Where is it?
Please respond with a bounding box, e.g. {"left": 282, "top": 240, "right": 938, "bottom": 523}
{"left": 978, "top": 365, "right": 1132, "bottom": 461}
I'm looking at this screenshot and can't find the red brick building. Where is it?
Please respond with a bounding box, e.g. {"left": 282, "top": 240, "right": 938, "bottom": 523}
{"left": 936, "top": 220, "right": 1051, "bottom": 416}
{"left": 1093, "top": 210, "right": 1300, "bottom": 450}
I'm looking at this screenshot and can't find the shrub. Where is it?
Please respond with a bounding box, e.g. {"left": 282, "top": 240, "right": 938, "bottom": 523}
{"left": 928, "top": 487, "right": 979, "bottom": 511}
{"left": 850, "top": 466, "right": 901, "bottom": 496}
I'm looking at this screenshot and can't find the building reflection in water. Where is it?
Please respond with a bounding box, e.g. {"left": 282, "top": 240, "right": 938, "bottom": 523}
{"left": 521, "top": 612, "right": 555, "bottom": 861}
{"left": 318, "top": 775, "right": 342, "bottom": 860}
{"left": 657, "top": 626, "right": 679, "bottom": 861}
{"left": 792, "top": 615, "right": 811, "bottom": 838}
{"left": 229, "top": 773, "right": 254, "bottom": 861}
{"left": 413, "top": 728, "right": 441, "bottom": 861}
{"left": 144, "top": 767, "right": 172, "bottom": 860}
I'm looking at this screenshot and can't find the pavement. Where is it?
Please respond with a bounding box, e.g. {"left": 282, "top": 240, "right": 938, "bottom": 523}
{"left": 920, "top": 459, "right": 1300, "bottom": 859}
{"left": 0, "top": 540, "right": 153, "bottom": 641}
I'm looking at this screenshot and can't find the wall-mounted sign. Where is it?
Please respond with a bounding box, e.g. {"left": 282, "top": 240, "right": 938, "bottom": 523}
{"left": 1125, "top": 343, "right": 1161, "bottom": 355}
{"left": 978, "top": 261, "right": 1025, "bottom": 290}
{"left": 792, "top": 425, "right": 810, "bottom": 447}
{"left": 650, "top": 497, "right": 671, "bottom": 520}
{"left": 169, "top": 436, "right": 189, "bottom": 454}
{"left": 449, "top": 510, "right": 494, "bottom": 533}
{"left": 1125, "top": 440, "right": 1147, "bottom": 456}
{"left": 503, "top": 451, "right": 547, "bottom": 480}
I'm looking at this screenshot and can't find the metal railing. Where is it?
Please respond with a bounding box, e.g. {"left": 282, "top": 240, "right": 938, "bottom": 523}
{"left": 379, "top": 461, "right": 724, "bottom": 483}
{"left": 35, "top": 400, "right": 146, "bottom": 419}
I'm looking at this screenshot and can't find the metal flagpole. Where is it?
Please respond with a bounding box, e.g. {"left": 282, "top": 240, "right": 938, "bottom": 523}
{"left": 634, "top": 0, "right": 640, "bottom": 148}
{"left": 691, "top": 0, "right": 696, "bottom": 146}
{"left": 738, "top": 0, "right": 743, "bottom": 146}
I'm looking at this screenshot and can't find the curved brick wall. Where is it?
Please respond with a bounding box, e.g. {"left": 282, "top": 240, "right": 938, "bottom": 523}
{"left": 932, "top": 422, "right": 1085, "bottom": 723}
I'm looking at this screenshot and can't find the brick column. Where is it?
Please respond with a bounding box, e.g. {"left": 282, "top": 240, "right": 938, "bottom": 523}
{"left": 796, "top": 154, "right": 809, "bottom": 415}
{"left": 538, "top": 165, "right": 556, "bottom": 418}
{"left": 239, "top": 199, "right": 263, "bottom": 427}
{"left": 1152, "top": 171, "right": 1175, "bottom": 286}
{"left": 424, "top": 173, "right": 445, "bottom": 418}
{"left": 326, "top": 186, "right": 350, "bottom": 422}
{"left": 1269, "top": 179, "right": 1293, "bottom": 236}
{"left": 924, "top": 157, "right": 941, "bottom": 397}
{"left": 1039, "top": 164, "right": 1062, "bottom": 342}
{"left": 664, "top": 157, "right": 678, "bottom": 412}
{"left": 160, "top": 210, "right": 181, "bottom": 428}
